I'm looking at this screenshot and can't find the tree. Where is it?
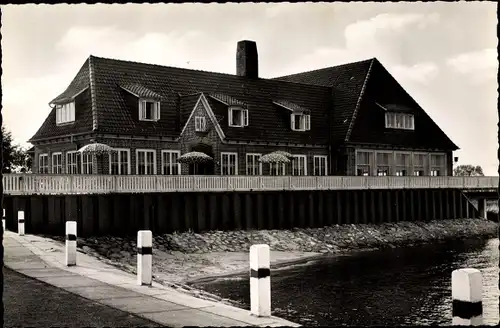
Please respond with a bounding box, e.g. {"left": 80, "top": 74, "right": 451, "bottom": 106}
{"left": 453, "top": 164, "right": 485, "bottom": 176}
{"left": 1, "top": 125, "right": 32, "bottom": 173}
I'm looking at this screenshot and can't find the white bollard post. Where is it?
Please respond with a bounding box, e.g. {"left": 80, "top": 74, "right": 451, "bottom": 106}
{"left": 250, "top": 244, "right": 271, "bottom": 317}
{"left": 452, "top": 268, "right": 483, "bottom": 326}
{"left": 65, "top": 221, "right": 77, "bottom": 266}
{"left": 3, "top": 208, "right": 6, "bottom": 232}
{"left": 137, "top": 230, "right": 152, "bottom": 286}
{"left": 18, "top": 211, "right": 25, "bottom": 236}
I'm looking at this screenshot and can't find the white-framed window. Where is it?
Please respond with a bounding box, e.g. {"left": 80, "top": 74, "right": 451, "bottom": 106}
{"left": 136, "top": 149, "right": 157, "bottom": 175}
{"left": 430, "top": 153, "right": 446, "bottom": 176}
{"left": 395, "top": 152, "right": 410, "bottom": 176}
{"left": 221, "top": 152, "right": 238, "bottom": 175}
{"left": 81, "top": 153, "right": 93, "bottom": 174}
{"left": 56, "top": 102, "right": 75, "bottom": 125}
{"left": 195, "top": 116, "right": 206, "bottom": 132}
{"left": 376, "top": 152, "right": 392, "bottom": 176}
{"left": 269, "top": 163, "right": 286, "bottom": 176}
{"left": 246, "top": 153, "right": 262, "bottom": 175}
{"left": 313, "top": 156, "right": 328, "bottom": 176}
{"left": 39, "top": 154, "right": 49, "bottom": 174}
{"left": 139, "top": 99, "right": 160, "bottom": 121}
{"left": 385, "top": 112, "right": 415, "bottom": 130}
{"left": 356, "top": 150, "right": 373, "bottom": 176}
{"left": 228, "top": 107, "right": 249, "bottom": 127}
{"left": 66, "top": 151, "right": 81, "bottom": 174}
{"left": 162, "top": 150, "right": 181, "bottom": 175}
{"left": 110, "top": 149, "right": 130, "bottom": 175}
{"left": 51, "top": 152, "right": 63, "bottom": 174}
{"left": 291, "top": 113, "right": 311, "bottom": 131}
{"left": 413, "top": 153, "right": 428, "bottom": 176}
{"left": 291, "top": 155, "right": 307, "bottom": 176}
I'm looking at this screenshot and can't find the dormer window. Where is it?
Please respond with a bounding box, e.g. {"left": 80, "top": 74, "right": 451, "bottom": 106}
{"left": 55, "top": 102, "right": 75, "bottom": 125}
{"left": 195, "top": 116, "right": 206, "bottom": 132}
{"left": 139, "top": 99, "right": 160, "bottom": 121}
{"left": 291, "top": 113, "right": 311, "bottom": 131}
{"left": 385, "top": 112, "right": 414, "bottom": 130}
{"left": 229, "top": 107, "right": 249, "bottom": 127}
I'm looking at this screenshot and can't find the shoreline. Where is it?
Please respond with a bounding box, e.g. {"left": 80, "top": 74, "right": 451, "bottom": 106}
{"left": 40, "top": 217, "right": 498, "bottom": 285}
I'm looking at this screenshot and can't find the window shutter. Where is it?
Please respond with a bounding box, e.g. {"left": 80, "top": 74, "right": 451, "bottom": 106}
{"left": 71, "top": 102, "right": 75, "bottom": 121}
{"left": 228, "top": 109, "right": 233, "bottom": 126}
{"left": 56, "top": 107, "right": 60, "bottom": 124}
{"left": 305, "top": 114, "right": 311, "bottom": 130}
{"left": 155, "top": 102, "right": 160, "bottom": 121}
{"left": 291, "top": 114, "right": 295, "bottom": 130}
{"left": 139, "top": 101, "right": 144, "bottom": 120}
{"left": 202, "top": 117, "right": 206, "bottom": 130}
{"left": 243, "top": 109, "right": 249, "bottom": 126}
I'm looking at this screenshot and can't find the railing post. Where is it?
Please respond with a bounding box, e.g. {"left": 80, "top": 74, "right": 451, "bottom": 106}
{"left": 65, "top": 221, "right": 77, "bottom": 266}
{"left": 250, "top": 244, "right": 271, "bottom": 317}
{"left": 18, "top": 211, "right": 25, "bottom": 236}
{"left": 288, "top": 176, "right": 292, "bottom": 190}
{"left": 452, "top": 268, "right": 482, "bottom": 326}
{"left": 137, "top": 230, "right": 153, "bottom": 286}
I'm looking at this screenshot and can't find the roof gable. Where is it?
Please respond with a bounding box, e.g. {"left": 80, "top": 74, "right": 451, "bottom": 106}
{"left": 30, "top": 58, "right": 94, "bottom": 142}
{"left": 179, "top": 93, "right": 225, "bottom": 141}
{"left": 348, "top": 59, "right": 459, "bottom": 150}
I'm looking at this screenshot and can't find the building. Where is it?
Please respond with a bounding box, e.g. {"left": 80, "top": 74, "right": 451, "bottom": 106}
{"left": 29, "top": 40, "right": 458, "bottom": 177}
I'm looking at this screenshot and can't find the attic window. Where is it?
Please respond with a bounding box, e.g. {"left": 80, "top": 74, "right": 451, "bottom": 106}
{"left": 195, "top": 116, "right": 206, "bottom": 132}
{"left": 139, "top": 99, "right": 160, "bottom": 121}
{"left": 291, "top": 113, "right": 310, "bottom": 131}
{"left": 229, "top": 107, "right": 248, "bottom": 127}
{"left": 385, "top": 112, "right": 414, "bottom": 130}
{"left": 56, "top": 102, "right": 75, "bottom": 125}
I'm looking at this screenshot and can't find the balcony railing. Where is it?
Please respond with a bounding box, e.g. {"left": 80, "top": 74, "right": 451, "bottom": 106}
{"left": 2, "top": 174, "right": 498, "bottom": 195}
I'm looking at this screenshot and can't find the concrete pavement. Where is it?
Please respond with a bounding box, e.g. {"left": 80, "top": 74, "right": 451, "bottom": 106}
{"left": 3, "top": 231, "right": 300, "bottom": 327}
{"left": 4, "top": 267, "right": 160, "bottom": 327}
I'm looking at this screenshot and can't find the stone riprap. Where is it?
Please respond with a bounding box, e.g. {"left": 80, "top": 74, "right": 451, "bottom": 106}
{"left": 42, "top": 218, "right": 497, "bottom": 288}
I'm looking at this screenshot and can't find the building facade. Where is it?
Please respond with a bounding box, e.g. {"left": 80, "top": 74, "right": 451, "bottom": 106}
{"left": 29, "top": 40, "right": 458, "bottom": 177}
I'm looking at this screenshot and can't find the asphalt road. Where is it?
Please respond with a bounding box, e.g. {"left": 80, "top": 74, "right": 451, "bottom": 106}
{"left": 3, "top": 267, "right": 161, "bottom": 327}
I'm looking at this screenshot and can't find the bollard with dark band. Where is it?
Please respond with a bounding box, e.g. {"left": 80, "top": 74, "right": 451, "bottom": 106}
{"left": 65, "top": 221, "right": 77, "bottom": 266}
{"left": 18, "top": 210, "right": 25, "bottom": 236}
{"left": 3, "top": 208, "right": 6, "bottom": 232}
{"left": 452, "top": 268, "right": 483, "bottom": 326}
{"left": 137, "top": 230, "right": 152, "bottom": 286}
{"left": 250, "top": 244, "right": 271, "bottom": 317}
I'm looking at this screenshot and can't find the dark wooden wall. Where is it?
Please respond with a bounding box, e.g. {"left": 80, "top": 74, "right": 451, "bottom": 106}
{"left": 3, "top": 189, "right": 479, "bottom": 237}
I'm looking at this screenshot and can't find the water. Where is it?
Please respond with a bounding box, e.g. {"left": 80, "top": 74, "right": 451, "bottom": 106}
{"left": 192, "top": 238, "right": 499, "bottom": 326}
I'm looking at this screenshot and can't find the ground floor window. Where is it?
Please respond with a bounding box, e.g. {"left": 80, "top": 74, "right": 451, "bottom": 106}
{"left": 52, "top": 152, "right": 62, "bottom": 174}
{"left": 110, "top": 149, "right": 130, "bottom": 175}
{"left": 269, "top": 163, "right": 286, "bottom": 176}
{"left": 221, "top": 152, "right": 238, "bottom": 175}
{"left": 395, "top": 152, "right": 410, "bottom": 176}
{"left": 162, "top": 150, "right": 180, "bottom": 175}
{"left": 137, "top": 149, "right": 156, "bottom": 175}
{"left": 412, "top": 153, "right": 427, "bottom": 176}
{"left": 376, "top": 152, "right": 391, "bottom": 176}
{"left": 356, "top": 151, "right": 372, "bottom": 176}
{"left": 430, "top": 153, "right": 446, "bottom": 176}
{"left": 313, "top": 156, "right": 328, "bottom": 176}
{"left": 246, "top": 153, "right": 262, "bottom": 175}
{"left": 66, "top": 151, "right": 81, "bottom": 174}
{"left": 39, "top": 154, "right": 49, "bottom": 174}
{"left": 291, "top": 155, "right": 307, "bottom": 176}
{"left": 81, "top": 153, "right": 93, "bottom": 174}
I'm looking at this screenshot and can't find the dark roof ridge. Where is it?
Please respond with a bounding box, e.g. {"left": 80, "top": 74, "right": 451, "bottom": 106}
{"left": 273, "top": 57, "right": 376, "bottom": 80}
{"left": 88, "top": 54, "right": 331, "bottom": 90}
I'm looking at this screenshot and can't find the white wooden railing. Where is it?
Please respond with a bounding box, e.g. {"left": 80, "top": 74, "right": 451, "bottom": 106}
{"left": 1, "top": 174, "right": 498, "bottom": 195}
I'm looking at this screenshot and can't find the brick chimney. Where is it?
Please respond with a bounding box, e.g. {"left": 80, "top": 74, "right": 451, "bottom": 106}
{"left": 236, "top": 40, "right": 258, "bottom": 79}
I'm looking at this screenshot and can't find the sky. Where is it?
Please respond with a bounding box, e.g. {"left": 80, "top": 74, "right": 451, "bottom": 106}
{"left": 1, "top": 2, "right": 498, "bottom": 175}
